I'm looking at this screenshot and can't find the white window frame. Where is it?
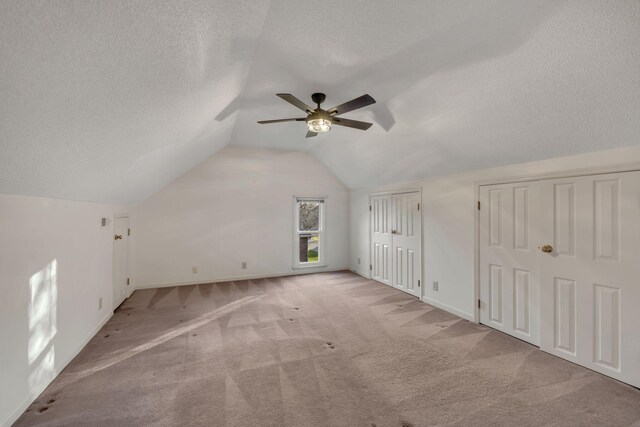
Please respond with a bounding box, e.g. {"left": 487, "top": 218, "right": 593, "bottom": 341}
{"left": 293, "top": 196, "right": 327, "bottom": 269}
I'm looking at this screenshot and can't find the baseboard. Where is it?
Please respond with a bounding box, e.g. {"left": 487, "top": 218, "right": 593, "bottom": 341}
{"left": 349, "top": 270, "right": 474, "bottom": 322}
{"left": 1, "top": 311, "right": 113, "bottom": 427}
{"left": 420, "top": 296, "right": 474, "bottom": 321}
{"left": 135, "top": 266, "right": 350, "bottom": 290}
{"left": 349, "top": 268, "right": 370, "bottom": 279}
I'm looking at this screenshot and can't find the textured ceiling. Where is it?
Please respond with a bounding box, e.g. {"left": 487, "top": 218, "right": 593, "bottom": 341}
{"left": 0, "top": 0, "right": 270, "bottom": 203}
{"left": 1, "top": 1, "right": 640, "bottom": 203}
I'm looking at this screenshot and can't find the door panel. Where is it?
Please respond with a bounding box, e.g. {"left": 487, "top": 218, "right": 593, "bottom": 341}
{"left": 539, "top": 171, "right": 640, "bottom": 387}
{"left": 407, "top": 249, "right": 415, "bottom": 291}
{"left": 488, "top": 188, "right": 503, "bottom": 247}
{"left": 479, "top": 183, "right": 540, "bottom": 345}
{"left": 513, "top": 187, "right": 529, "bottom": 250}
{"left": 489, "top": 264, "right": 503, "bottom": 324}
{"left": 552, "top": 182, "right": 576, "bottom": 257}
{"left": 593, "top": 284, "right": 620, "bottom": 370}
{"left": 553, "top": 277, "right": 576, "bottom": 355}
{"left": 513, "top": 268, "right": 530, "bottom": 334}
{"left": 391, "top": 193, "right": 421, "bottom": 297}
{"left": 593, "top": 179, "right": 620, "bottom": 261}
{"left": 371, "top": 195, "right": 392, "bottom": 285}
{"left": 395, "top": 247, "right": 403, "bottom": 287}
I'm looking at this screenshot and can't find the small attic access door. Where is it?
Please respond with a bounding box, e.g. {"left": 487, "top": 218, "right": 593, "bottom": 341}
{"left": 113, "top": 215, "right": 130, "bottom": 309}
{"left": 370, "top": 191, "right": 422, "bottom": 298}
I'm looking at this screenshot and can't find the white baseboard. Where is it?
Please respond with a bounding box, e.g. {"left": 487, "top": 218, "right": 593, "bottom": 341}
{"left": 135, "top": 266, "right": 350, "bottom": 290}
{"left": 350, "top": 269, "right": 474, "bottom": 322}
{"left": 349, "top": 268, "right": 370, "bottom": 279}
{"left": 2, "top": 312, "right": 113, "bottom": 427}
{"left": 421, "top": 296, "right": 474, "bottom": 321}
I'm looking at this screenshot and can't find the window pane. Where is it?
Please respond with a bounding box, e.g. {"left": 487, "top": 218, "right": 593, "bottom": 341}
{"left": 298, "top": 202, "right": 320, "bottom": 231}
{"left": 299, "top": 233, "right": 319, "bottom": 263}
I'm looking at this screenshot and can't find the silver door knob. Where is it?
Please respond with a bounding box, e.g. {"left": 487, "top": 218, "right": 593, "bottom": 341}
{"left": 114, "top": 234, "right": 123, "bottom": 240}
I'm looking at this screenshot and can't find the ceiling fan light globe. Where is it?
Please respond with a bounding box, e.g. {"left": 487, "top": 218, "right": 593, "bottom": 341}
{"left": 307, "top": 118, "right": 331, "bottom": 133}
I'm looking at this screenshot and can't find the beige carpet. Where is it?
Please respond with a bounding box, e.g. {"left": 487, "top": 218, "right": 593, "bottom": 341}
{"left": 15, "top": 271, "right": 640, "bottom": 426}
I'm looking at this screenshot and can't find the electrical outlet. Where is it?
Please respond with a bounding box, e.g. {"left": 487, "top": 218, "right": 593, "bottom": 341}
{"left": 99, "top": 297, "right": 103, "bottom": 310}
{"left": 433, "top": 281, "right": 439, "bottom": 291}
{"left": 241, "top": 261, "right": 247, "bottom": 270}
{"left": 357, "top": 257, "right": 361, "bottom": 265}
{"left": 192, "top": 266, "right": 198, "bottom": 274}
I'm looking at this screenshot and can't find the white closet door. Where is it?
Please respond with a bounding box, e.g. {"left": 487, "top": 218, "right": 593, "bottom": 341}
{"left": 539, "top": 171, "right": 640, "bottom": 388}
{"left": 371, "top": 195, "right": 392, "bottom": 286}
{"left": 391, "top": 192, "right": 421, "bottom": 297}
{"left": 479, "top": 182, "right": 541, "bottom": 345}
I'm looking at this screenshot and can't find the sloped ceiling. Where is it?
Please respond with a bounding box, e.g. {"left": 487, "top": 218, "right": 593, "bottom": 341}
{"left": 1, "top": 1, "right": 640, "bottom": 203}
{"left": 0, "top": 0, "right": 270, "bottom": 203}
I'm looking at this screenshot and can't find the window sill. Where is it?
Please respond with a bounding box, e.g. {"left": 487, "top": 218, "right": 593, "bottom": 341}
{"left": 292, "top": 264, "right": 328, "bottom": 270}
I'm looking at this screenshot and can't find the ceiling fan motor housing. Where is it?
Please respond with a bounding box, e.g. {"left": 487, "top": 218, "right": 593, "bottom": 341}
{"left": 311, "top": 92, "right": 326, "bottom": 106}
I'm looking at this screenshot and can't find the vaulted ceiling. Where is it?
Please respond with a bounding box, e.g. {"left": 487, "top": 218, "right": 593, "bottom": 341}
{"left": 1, "top": 0, "right": 639, "bottom": 203}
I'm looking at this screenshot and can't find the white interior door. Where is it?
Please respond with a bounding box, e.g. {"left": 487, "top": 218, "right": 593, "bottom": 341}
{"left": 371, "top": 195, "right": 392, "bottom": 286}
{"left": 391, "top": 192, "right": 421, "bottom": 297}
{"left": 113, "top": 216, "right": 129, "bottom": 309}
{"left": 479, "top": 182, "right": 541, "bottom": 345}
{"left": 539, "top": 171, "right": 640, "bottom": 388}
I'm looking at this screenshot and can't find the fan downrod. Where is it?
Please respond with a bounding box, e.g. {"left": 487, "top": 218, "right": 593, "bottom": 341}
{"left": 311, "top": 93, "right": 326, "bottom": 108}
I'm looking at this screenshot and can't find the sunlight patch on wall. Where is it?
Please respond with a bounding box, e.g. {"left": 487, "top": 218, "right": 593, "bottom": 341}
{"left": 28, "top": 259, "right": 58, "bottom": 388}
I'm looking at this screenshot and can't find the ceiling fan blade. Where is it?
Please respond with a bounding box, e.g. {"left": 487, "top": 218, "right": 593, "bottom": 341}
{"left": 276, "top": 93, "right": 315, "bottom": 113}
{"left": 327, "top": 94, "right": 376, "bottom": 115}
{"left": 332, "top": 117, "right": 373, "bottom": 130}
{"left": 257, "top": 118, "right": 306, "bottom": 124}
{"left": 306, "top": 130, "right": 317, "bottom": 138}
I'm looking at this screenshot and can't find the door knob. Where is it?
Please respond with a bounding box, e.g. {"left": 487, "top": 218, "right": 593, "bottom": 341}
{"left": 541, "top": 244, "right": 553, "bottom": 253}
{"left": 114, "top": 234, "right": 123, "bottom": 240}
{"left": 391, "top": 230, "right": 396, "bottom": 234}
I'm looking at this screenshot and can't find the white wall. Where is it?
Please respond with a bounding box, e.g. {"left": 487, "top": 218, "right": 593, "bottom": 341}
{"left": 0, "top": 194, "right": 127, "bottom": 426}
{"left": 351, "top": 145, "right": 640, "bottom": 320}
{"left": 134, "top": 146, "right": 350, "bottom": 288}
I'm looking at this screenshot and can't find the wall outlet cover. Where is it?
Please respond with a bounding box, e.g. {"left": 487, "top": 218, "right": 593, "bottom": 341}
{"left": 192, "top": 266, "right": 198, "bottom": 274}
{"left": 433, "top": 281, "right": 439, "bottom": 291}
{"left": 241, "top": 262, "right": 247, "bottom": 269}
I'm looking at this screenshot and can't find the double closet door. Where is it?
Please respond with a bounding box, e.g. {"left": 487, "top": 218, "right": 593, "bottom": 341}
{"left": 370, "top": 192, "right": 421, "bottom": 298}
{"left": 479, "top": 171, "right": 640, "bottom": 388}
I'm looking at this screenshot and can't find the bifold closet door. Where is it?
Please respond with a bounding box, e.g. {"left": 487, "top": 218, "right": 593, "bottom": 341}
{"left": 391, "top": 192, "right": 421, "bottom": 297}
{"left": 371, "top": 195, "right": 392, "bottom": 286}
{"left": 479, "top": 182, "right": 541, "bottom": 345}
{"left": 539, "top": 171, "right": 640, "bottom": 388}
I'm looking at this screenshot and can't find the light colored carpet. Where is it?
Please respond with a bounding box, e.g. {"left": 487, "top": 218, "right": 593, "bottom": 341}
{"left": 15, "top": 271, "right": 640, "bottom": 426}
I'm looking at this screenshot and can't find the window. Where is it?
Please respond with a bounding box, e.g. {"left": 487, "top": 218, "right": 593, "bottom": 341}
{"left": 293, "top": 197, "right": 326, "bottom": 268}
